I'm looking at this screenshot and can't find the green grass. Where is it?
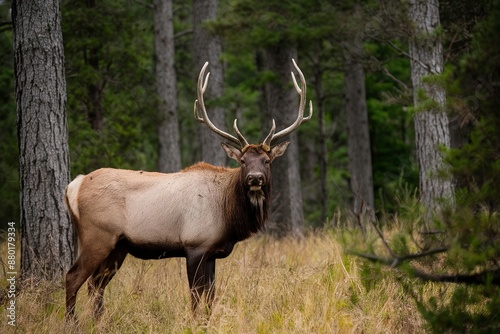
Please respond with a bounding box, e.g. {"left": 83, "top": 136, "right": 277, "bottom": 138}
{"left": 1, "top": 231, "right": 429, "bottom": 333}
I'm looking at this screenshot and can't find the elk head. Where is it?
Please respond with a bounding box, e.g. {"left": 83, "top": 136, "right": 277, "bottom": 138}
{"left": 193, "top": 59, "right": 313, "bottom": 212}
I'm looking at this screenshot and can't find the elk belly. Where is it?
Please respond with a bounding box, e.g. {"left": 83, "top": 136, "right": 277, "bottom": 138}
{"left": 120, "top": 237, "right": 186, "bottom": 260}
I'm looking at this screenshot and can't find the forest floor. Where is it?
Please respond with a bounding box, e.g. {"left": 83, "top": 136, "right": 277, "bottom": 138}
{"left": 0, "top": 231, "right": 432, "bottom": 333}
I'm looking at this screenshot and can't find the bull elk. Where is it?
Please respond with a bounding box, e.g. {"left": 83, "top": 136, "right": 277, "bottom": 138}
{"left": 64, "top": 59, "right": 312, "bottom": 320}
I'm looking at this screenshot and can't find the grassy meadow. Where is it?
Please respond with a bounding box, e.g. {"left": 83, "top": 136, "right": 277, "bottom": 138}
{"left": 1, "top": 231, "right": 431, "bottom": 333}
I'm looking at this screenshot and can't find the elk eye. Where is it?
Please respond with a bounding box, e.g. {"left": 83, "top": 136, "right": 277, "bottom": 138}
{"left": 240, "top": 159, "right": 245, "bottom": 165}
{"left": 265, "top": 159, "right": 270, "bottom": 164}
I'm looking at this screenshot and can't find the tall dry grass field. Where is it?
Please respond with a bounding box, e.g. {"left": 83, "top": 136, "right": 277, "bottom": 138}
{"left": 1, "top": 232, "right": 428, "bottom": 333}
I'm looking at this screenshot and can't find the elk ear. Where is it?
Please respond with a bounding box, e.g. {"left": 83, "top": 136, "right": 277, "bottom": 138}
{"left": 269, "top": 141, "right": 290, "bottom": 162}
{"left": 221, "top": 142, "right": 242, "bottom": 162}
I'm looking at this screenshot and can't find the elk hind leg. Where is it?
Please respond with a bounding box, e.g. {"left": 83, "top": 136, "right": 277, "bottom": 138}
{"left": 65, "top": 246, "right": 113, "bottom": 321}
{"left": 88, "top": 246, "right": 128, "bottom": 319}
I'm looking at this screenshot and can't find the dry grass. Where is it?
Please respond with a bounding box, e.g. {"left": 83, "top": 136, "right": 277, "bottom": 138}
{"left": 1, "top": 231, "right": 428, "bottom": 333}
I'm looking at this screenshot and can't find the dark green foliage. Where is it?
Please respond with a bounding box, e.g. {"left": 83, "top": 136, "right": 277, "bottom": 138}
{"left": 63, "top": 0, "right": 159, "bottom": 175}
{"left": 220, "top": 54, "right": 262, "bottom": 143}
{"left": 364, "top": 43, "right": 418, "bottom": 215}
{"left": 416, "top": 191, "right": 500, "bottom": 332}
{"left": 415, "top": 285, "right": 500, "bottom": 334}
{"left": 215, "top": 0, "right": 329, "bottom": 48}
{"left": 443, "top": 0, "right": 500, "bottom": 213}
{"left": 442, "top": 0, "right": 500, "bottom": 274}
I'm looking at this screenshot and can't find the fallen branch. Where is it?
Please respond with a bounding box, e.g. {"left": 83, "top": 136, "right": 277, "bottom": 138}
{"left": 346, "top": 247, "right": 448, "bottom": 268}
{"left": 349, "top": 249, "right": 500, "bottom": 286}
{"left": 409, "top": 267, "right": 500, "bottom": 286}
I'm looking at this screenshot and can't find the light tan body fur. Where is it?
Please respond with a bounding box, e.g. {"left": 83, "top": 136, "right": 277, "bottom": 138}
{"left": 66, "top": 166, "right": 236, "bottom": 255}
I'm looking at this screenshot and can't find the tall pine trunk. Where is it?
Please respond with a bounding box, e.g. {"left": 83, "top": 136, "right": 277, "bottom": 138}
{"left": 310, "top": 53, "right": 329, "bottom": 225}
{"left": 343, "top": 39, "right": 375, "bottom": 221}
{"left": 408, "top": 0, "right": 454, "bottom": 224}
{"left": 155, "top": 0, "right": 181, "bottom": 173}
{"left": 264, "top": 45, "right": 304, "bottom": 238}
{"left": 193, "top": 0, "right": 226, "bottom": 166}
{"left": 12, "top": 0, "right": 74, "bottom": 282}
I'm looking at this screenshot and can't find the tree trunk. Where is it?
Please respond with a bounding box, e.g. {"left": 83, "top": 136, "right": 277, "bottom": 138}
{"left": 408, "top": 0, "right": 454, "bottom": 223}
{"left": 343, "top": 40, "right": 375, "bottom": 219}
{"left": 193, "top": 0, "right": 226, "bottom": 166}
{"left": 155, "top": 0, "right": 181, "bottom": 173}
{"left": 264, "top": 45, "right": 304, "bottom": 238}
{"left": 310, "top": 54, "right": 328, "bottom": 225}
{"left": 12, "top": 0, "right": 74, "bottom": 282}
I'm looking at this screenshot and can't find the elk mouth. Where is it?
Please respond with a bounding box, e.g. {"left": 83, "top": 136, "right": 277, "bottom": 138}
{"left": 249, "top": 185, "right": 262, "bottom": 191}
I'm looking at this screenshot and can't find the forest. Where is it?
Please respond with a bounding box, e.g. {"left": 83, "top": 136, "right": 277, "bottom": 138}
{"left": 1, "top": 0, "right": 499, "bottom": 332}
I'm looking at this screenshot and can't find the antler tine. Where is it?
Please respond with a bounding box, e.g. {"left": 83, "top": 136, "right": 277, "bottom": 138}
{"left": 233, "top": 119, "right": 249, "bottom": 147}
{"left": 194, "top": 62, "right": 210, "bottom": 123}
{"left": 194, "top": 62, "right": 247, "bottom": 148}
{"left": 262, "top": 119, "right": 276, "bottom": 149}
{"left": 263, "top": 59, "right": 313, "bottom": 147}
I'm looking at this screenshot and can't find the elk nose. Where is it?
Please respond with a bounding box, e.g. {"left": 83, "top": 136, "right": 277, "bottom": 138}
{"left": 246, "top": 173, "right": 265, "bottom": 186}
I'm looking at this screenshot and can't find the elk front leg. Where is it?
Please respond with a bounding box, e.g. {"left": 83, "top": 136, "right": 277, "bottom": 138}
{"left": 205, "top": 259, "right": 216, "bottom": 309}
{"left": 186, "top": 250, "right": 210, "bottom": 313}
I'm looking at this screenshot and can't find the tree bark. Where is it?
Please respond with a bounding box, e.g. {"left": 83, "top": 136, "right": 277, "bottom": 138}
{"left": 264, "top": 45, "right": 304, "bottom": 238}
{"left": 12, "top": 0, "right": 74, "bottom": 282}
{"left": 310, "top": 54, "right": 328, "bottom": 225}
{"left": 193, "top": 0, "right": 226, "bottom": 166}
{"left": 408, "top": 0, "right": 454, "bottom": 223}
{"left": 343, "top": 39, "right": 375, "bottom": 217}
{"left": 154, "top": 0, "right": 181, "bottom": 173}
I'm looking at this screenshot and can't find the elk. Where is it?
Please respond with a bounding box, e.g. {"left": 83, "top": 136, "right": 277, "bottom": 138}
{"left": 64, "top": 59, "right": 312, "bottom": 320}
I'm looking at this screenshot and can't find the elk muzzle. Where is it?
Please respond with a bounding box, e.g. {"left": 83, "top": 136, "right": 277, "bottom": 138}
{"left": 246, "top": 172, "right": 265, "bottom": 191}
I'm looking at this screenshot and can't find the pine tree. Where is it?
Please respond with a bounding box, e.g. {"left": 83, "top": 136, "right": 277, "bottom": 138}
{"left": 155, "top": 0, "right": 181, "bottom": 173}
{"left": 12, "top": 0, "right": 74, "bottom": 281}
{"left": 408, "top": 0, "right": 454, "bottom": 224}
{"left": 193, "top": 0, "right": 227, "bottom": 166}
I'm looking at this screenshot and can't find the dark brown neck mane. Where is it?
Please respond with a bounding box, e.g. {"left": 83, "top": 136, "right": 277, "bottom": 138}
{"left": 224, "top": 168, "right": 271, "bottom": 242}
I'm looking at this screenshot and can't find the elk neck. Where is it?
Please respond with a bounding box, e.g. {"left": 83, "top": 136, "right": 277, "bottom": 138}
{"left": 223, "top": 166, "right": 271, "bottom": 242}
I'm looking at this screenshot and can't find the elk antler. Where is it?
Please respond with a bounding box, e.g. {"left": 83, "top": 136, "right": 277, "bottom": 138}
{"left": 194, "top": 62, "right": 249, "bottom": 148}
{"left": 262, "top": 59, "right": 313, "bottom": 148}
